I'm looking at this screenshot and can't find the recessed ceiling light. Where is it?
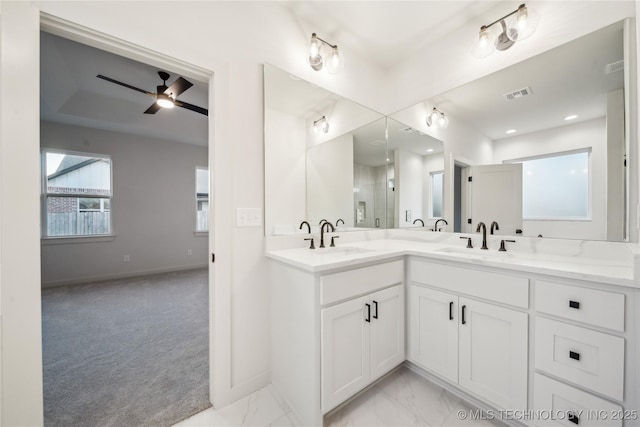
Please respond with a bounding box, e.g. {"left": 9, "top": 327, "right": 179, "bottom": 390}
{"left": 506, "top": 129, "right": 517, "bottom": 134}
{"left": 564, "top": 114, "right": 578, "bottom": 121}
{"left": 427, "top": 148, "right": 434, "bottom": 152}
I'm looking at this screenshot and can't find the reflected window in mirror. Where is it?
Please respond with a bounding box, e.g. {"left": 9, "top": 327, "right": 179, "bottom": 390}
{"left": 509, "top": 150, "right": 590, "bottom": 220}
{"left": 430, "top": 171, "right": 444, "bottom": 218}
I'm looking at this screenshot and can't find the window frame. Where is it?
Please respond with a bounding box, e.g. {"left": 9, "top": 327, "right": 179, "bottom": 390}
{"left": 41, "top": 148, "right": 114, "bottom": 239}
{"left": 505, "top": 148, "right": 592, "bottom": 221}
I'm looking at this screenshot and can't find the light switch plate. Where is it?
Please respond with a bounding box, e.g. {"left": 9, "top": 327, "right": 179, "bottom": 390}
{"left": 237, "top": 208, "right": 262, "bottom": 227}
{"left": 405, "top": 210, "right": 411, "bottom": 222}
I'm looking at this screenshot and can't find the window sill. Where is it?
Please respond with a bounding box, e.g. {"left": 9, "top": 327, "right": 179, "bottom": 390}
{"left": 41, "top": 234, "right": 116, "bottom": 245}
{"left": 194, "top": 231, "right": 209, "bottom": 237}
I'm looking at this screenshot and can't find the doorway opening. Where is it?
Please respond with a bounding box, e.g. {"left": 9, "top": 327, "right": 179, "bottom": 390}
{"left": 39, "top": 28, "right": 211, "bottom": 426}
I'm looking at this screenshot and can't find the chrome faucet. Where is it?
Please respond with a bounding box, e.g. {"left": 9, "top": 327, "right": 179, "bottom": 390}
{"left": 413, "top": 219, "right": 424, "bottom": 227}
{"left": 320, "top": 222, "right": 335, "bottom": 248}
{"left": 434, "top": 218, "right": 448, "bottom": 232}
{"left": 490, "top": 221, "right": 500, "bottom": 235}
{"left": 299, "top": 221, "right": 311, "bottom": 234}
{"left": 476, "top": 222, "right": 488, "bottom": 250}
{"left": 336, "top": 218, "right": 345, "bottom": 227}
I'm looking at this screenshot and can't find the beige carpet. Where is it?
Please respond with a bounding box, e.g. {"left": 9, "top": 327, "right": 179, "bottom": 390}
{"left": 42, "top": 268, "right": 210, "bottom": 427}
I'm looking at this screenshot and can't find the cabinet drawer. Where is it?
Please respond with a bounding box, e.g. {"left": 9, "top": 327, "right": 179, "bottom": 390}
{"left": 536, "top": 281, "right": 624, "bottom": 332}
{"left": 533, "top": 373, "right": 623, "bottom": 426}
{"left": 320, "top": 260, "right": 403, "bottom": 305}
{"left": 535, "top": 317, "right": 624, "bottom": 401}
{"left": 408, "top": 258, "right": 529, "bottom": 308}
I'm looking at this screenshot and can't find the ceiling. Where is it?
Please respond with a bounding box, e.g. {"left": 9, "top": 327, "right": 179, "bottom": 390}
{"left": 41, "top": 32, "right": 209, "bottom": 147}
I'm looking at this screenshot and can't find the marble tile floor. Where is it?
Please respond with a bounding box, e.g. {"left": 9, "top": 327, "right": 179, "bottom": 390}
{"left": 172, "top": 366, "right": 504, "bottom": 427}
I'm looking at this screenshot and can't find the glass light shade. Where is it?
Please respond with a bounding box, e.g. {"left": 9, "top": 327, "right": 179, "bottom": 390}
{"left": 326, "top": 47, "right": 344, "bottom": 75}
{"left": 438, "top": 114, "right": 449, "bottom": 129}
{"left": 156, "top": 94, "right": 175, "bottom": 109}
{"left": 313, "top": 116, "right": 329, "bottom": 134}
{"left": 506, "top": 5, "right": 539, "bottom": 42}
{"left": 426, "top": 108, "right": 440, "bottom": 127}
{"left": 308, "top": 34, "right": 323, "bottom": 70}
{"left": 471, "top": 26, "right": 496, "bottom": 58}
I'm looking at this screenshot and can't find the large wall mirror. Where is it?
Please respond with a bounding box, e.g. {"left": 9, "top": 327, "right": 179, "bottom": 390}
{"left": 391, "top": 20, "right": 631, "bottom": 242}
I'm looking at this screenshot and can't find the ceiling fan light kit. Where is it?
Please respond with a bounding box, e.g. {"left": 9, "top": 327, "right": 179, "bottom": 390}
{"left": 472, "top": 3, "right": 539, "bottom": 58}
{"left": 96, "top": 70, "right": 208, "bottom": 116}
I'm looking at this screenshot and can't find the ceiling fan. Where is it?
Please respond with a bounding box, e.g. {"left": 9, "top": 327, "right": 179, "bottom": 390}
{"left": 96, "top": 71, "right": 208, "bottom": 116}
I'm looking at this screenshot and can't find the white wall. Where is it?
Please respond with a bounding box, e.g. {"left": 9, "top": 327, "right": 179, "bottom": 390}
{"left": 264, "top": 108, "right": 306, "bottom": 235}
{"left": 395, "top": 149, "right": 424, "bottom": 228}
{"left": 607, "top": 89, "right": 626, "bottom": 240}
{"left": 493, "top": 118, "right": 607, "bottom": 240}
{"left": 0, "top": 1, "right": 637, "bottom": 423}
{"left": 40, "top": 121, "right": 208, "bottom": 287}
{"left": 307, "top": 134, "right": 354, "bottom": 225}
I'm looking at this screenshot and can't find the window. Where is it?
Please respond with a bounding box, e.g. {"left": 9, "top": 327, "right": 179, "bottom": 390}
{"left": 515, "top": 150, "right": 590, "bottom": 219}
{"left": 430, "top": 171, "right": 444, "bottom": 218}
{"left": 196, "top": 167, "right": 209, "bottom": 232}
{"left": 43, "top": 150, "right": 112, "bottom": 237}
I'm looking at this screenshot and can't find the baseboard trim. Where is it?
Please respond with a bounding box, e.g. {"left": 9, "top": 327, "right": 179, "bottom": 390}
{"left": 41, "top": 264, "right": 208, "bottom": 288}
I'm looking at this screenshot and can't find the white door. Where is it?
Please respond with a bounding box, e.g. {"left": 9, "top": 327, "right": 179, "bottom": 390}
{"left": 408, "top": 285, "right": 459, "bottom": 383}
{"left": 458, "top": 297, "right": 528, "bottom": 410}
{"left": 369, "top": 285, "right": 405, "bottom": 381}
{"left": 469, "top": 163, "right": 523, "bottom": 235}
{"left": 321, "top": 295, "right": 370, "bottom": 412}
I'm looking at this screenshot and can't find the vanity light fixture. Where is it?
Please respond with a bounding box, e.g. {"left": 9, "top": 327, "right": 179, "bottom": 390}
{"left": 426, "top": 107, "right": 449, "bottom": 129}
{"left": 308, "top": 33, "right": 344, "bottom": 74}
{"left": 312, "top": 116, "right": 329, "bottom": 134}
{"left": 472, "top": 3, "right": 539, "bottom": 58}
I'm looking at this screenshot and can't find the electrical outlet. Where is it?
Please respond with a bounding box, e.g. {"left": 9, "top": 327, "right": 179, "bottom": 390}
{"left": 123, "top": 255, "right": 130, "bottom": 263}
{"left": 187, "top": 249, "right": 193, "bottom": 256}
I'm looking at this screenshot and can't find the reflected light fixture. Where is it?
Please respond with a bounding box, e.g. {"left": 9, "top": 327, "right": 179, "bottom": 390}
{"left": 472, "top": 4, "right": 539, "bottom": 58}
{"left": 426, "top": 107, "right": 449, "bottom": 129}
{"left": 313, "top": 116, "right": 329, "bottom": 134}
{"left": 156, "top": 92, "right": 175, "bottom": 109}
{"left": 564, "top": 114, "right": 578, "bottom": 121}
{"left": 308, "top": 33, "right": 344, "bottom": 74}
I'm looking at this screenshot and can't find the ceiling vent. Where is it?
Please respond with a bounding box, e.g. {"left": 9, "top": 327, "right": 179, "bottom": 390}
{"left": 503, "top": 86, "right": 533, "bottom": 101}
{"left": 605, "top": 60, "right": 624, "bottom": 74}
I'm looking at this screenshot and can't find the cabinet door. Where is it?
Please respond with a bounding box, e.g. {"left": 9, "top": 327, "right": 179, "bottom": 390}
{"left": 370, "top": 285, "right": 405, "bottom": 381}
{"left": 321, "top": 295, "right": 370, "bottom": 412}
{"left": 459, "top": 297, "right": 528, "bottom": 410}
{"left": 408, "top": 285, "right": 458, "bottom": 383}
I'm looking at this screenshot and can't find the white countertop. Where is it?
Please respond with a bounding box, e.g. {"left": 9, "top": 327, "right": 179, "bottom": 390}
{"left": 265, "top": 236, "right": 639, "bottom": 288}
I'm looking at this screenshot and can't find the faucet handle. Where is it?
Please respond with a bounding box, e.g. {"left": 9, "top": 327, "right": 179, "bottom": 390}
{"left": 330, "top": 236, "right": 340, "bottom": 247}
{"left": 498, "top": 239, "right": 516, "bottom": 252}
{"left": 304, "top": 237, "right": 315, "bottom": 249}
{"left": 459, "top": 236, "right": 473, "bottom": 248}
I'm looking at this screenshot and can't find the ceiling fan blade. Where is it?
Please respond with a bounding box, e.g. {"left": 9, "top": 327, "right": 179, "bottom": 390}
{"left": 165, "top": 77, "right": 193, "bottom": 97}
{"left": 175, "top": 100, "right": 208, "bottom": 116}
{"left": 97, "top": 74, "right": 154, "bottom": 96}
{"left": 144, "top": 102, "right": 162, "bottom": 114}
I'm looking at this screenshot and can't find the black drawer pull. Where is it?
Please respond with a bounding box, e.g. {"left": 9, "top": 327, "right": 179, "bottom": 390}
{"left": 372, "top": 301, "right": 378, "bottom": 319}
{"left": 461, "top": 305, "right": 466, "bottom": 325}
{"left": 449, "top": 301, "right": 454, "bottom": 320}
{"left": 568, "top": 412, "right": 579, "bottom": 424}
{"left": 569, "top": 351, "right": 580, "bottom": 361}
{"left": 365, "top": 303, "right": 371, "bottom": 322}
{"left": 569, "top": 300, "right": 580, "bottom": 309}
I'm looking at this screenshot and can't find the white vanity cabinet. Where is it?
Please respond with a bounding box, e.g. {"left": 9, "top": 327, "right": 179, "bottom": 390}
{"left": 270, "top": 258, "right": 404, "bottom": 426}
{"left": 408, "top": 257, "right": 529, "bottom": 411}
{"left": 321, "top": 284, "right": 404, "bottom": 411}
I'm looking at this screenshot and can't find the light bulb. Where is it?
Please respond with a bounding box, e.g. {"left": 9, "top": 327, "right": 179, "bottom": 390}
{"left": 326, "top": 46, "right": 344, "bottom": 75}
{"left": 308, "top": 33, "right": 323, "bottom": 70}
{"left": 507, "top": 5, "right": 539, "bottom": 42}
{"left": 471, "top": 26, "right": 496, "bottom": 58}
{"left": 438, "top": 113, "right": 449, "bottom": 129}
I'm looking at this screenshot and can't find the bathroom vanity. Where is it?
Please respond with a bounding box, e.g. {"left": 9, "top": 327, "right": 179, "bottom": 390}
{"left": 267, "top": 232, "right": 640, "bottom": 426}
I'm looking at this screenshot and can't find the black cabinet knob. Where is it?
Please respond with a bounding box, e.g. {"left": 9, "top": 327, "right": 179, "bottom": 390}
{"left": 568, "top": 412, "right": 579, "bottom": 424}
{"left": 569, "top": 351, "right": 581, "bottom": 361}
{"left": 569, "top": 300, "right": 580, "bottom": 309}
